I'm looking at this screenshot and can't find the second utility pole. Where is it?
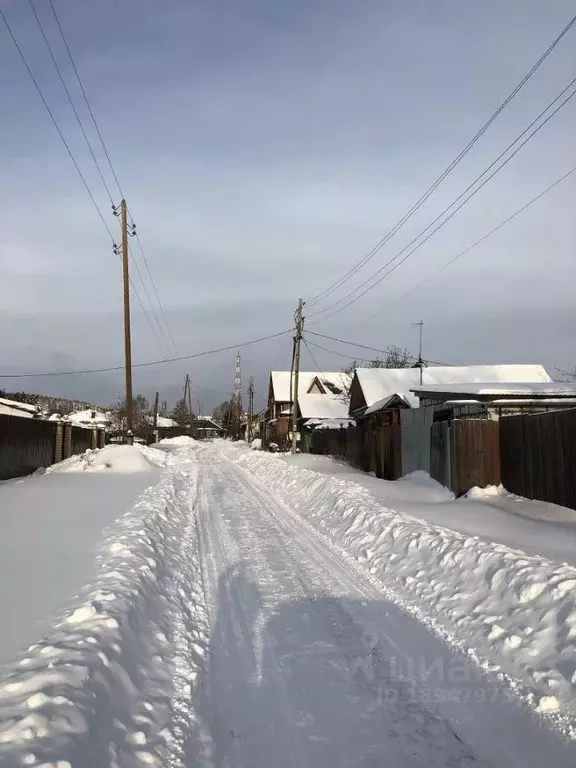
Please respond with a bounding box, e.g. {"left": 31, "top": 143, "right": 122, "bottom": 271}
{"left": 291, "top": 298, "right": 304, "bottom": 455}
{"left": 121, "top": 199, "right": 134, "bottom": 442}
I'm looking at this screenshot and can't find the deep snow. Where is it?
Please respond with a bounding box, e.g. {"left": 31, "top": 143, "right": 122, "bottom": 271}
{"left": 0, "top": 443, "right": 210, "bottom": 766}
{"left": 2, "top": 439, "right": 576, "bottom": 767}
{"left": 282, "top": 453, "right": 576, "bottom": 564}
{"left": 0, "top": 447, "right": 172, "bottom": 667}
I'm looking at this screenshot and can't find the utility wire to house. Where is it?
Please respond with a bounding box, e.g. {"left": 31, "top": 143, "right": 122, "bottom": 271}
{"left": 305, "top": 331, "right": 449, "bottom": 366}
{"left": 304, "top": 339, "right": 376, "bottom": 364}
{"left": 0, "top": 330, "right": 295, "bottom": 379}
{"left": 304, "top": 11, "right": 576, "bottom": 309}
{"left": 306, "top": 78, "right": 576, "bottom": 324}
{"left": 302, "top": 338, "right": 328, "bottom": 379}
{"left": 353, "top": 161, "right": 576, "bottom": 328}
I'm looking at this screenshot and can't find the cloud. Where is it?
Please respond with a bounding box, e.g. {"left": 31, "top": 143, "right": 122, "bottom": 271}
{"left": 1, "top": 0, "right": 574, "bottom": 408}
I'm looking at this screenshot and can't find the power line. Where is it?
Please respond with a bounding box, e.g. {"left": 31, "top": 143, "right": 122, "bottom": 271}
{"left": 0, "top": 6, "right": 114, "bottom": 240}
{"left": 304, "top": 338, "right": 373, "bottom": 363}
{"left": 308, "top": 80, "right": 576, "bottom": 324}
{"left": 305, "top": 11, "right": 576, "bottom": 308}
{"left": 42, "top": 0, "right": 185, "bottom": 366}
{"left": 309, "top": 78, "right": 576, "bottom": 321}
{"left": 306, "top": 331, "right": 449, "bottom": 366}
{"left": 0, "top": 330, "right": 294, "bottom": 379}
{"left": 302, "top": 338, "right": 327, "bottom": 378}
{"left": 128, "top": 242, "right": 175, "bottom": 358}
{"left": 1, "top": 5, "right": 175, "bottom": 364}
{"left": 355, "top": 162, "right": 576, "bottom": 327}
{"left": 30, "top": 0, "right": 176, "bottom": 362}
{"left": 47, "top": 0, "right": 125, "bottom": 199}
{"left": 131, "top": 226, "right": 183, "bottom": 362}
{"left": 28, "top": 0, "right": 115, "bottom": 205}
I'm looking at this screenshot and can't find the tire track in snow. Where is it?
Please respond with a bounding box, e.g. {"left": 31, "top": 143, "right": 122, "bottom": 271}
{"left": 192, "top": 447, "right": 489, "bottom": 768}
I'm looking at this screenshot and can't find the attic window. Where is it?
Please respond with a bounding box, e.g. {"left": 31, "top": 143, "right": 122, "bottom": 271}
{"left": 91, "top": 411, "right": 96, "bottom": 419}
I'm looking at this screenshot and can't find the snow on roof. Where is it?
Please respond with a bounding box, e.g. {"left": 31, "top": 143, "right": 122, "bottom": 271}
{"left": 297, "top": 394, "right": 349, "bottom": 420}
{"left": 315, "top": 418, "right": 355, "bottom": 430}
{"left": 355, "top": 365, "right": 552, "bottom": 410}
{"left": 270, "top": 371, "right": 351, "bottom": 402}
{"left": 0, "top": 396, "right": 38, "bottom": 415}
{"left": 412, "top": 382, "right": 576, "bottom": 398}
{"left": 68, "top": 409, "right": 110, "bottom": 425}
{"left": 0, "top": 403, "right": 35, "bottom": 419}
{"left": 152, "top": 416, "right": 178, "bottom": 428}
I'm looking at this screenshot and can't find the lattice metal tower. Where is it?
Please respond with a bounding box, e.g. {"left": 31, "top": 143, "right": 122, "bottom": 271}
{"left": 234, "top": 351, "right": 242, "bottom": 412}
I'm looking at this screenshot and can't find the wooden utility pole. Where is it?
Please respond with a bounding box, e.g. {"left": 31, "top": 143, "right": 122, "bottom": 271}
{"left": 291, "top": 298, "right": 304, "bottom": 455}
{"left": 185, "top": 374, "right": 194, "bottom": 424}
{"left": 153, "top": 391, "right": 159, "bottom": 430}
{"left": 247, "top": 377, "right": 255, "bottom": 443}
{"left": 120, "top": 199, "right": 133, "bottom": 442}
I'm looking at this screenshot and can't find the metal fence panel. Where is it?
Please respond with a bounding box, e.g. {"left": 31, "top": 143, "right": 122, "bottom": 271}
{"left": 0, "top": 415, "right": 57, "bottom": 480}
{"left": 430, "top": 421, "right": 451, "bottom": 488}
{"left": 401, "top": 407, "right": 433, "bottom": 475}
{"left": 71, "top": 425, "right": 92, "bottom": 457}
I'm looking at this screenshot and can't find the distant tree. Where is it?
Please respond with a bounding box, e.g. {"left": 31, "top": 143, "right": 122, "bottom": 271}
{"left": 172, "top": 397, "right": 192, "bottom": 425}
{"left": 341, "top": 345, "right": 414, "bottom": 396}
{"left": 134, "top": 394, "right": 149, "bottom": 414}
{"left": 0, "top": 390, "right": 39, "bottom": 405}
{"left": 212, "top": 400, "right": 232, "bottom": 425}
{"left": 112, "top": 394, "right": 150, "bottom": 430}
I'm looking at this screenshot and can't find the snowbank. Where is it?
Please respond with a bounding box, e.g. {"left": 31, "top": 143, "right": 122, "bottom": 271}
{"left": 0, "top": 465, "right": 210, "bottom": 766}
{"left": 223, "top": 444, "right": 576, "bottom": 720}
{"left": 46, "top": 444, "right": 173, "bottom": 474}
{"left": 158, "top": 436, "right": 196, "bottom": 446}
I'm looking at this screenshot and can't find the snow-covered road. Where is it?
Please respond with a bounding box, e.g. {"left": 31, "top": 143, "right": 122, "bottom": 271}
{"left": 1, "top": 439, "right": 576, "bottom": 767}
{"left": 190, "top": 443, "right": 576, "bottom": 768}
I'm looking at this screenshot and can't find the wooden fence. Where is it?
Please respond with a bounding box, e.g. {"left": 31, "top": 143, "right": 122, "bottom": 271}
{"left": 310, "top": 417, "right": 500, "bottom": 494}
{"left": 450, "top": 419, "right": 500, "bottom": 496}
{"left": 306, "top": 410, "right": 575, "bottom": 507}
{"left": 311, "top": 422, "right": 402, "bottom": 480}
{"left": 500, "top": 408, "right": 576, "bottom": 510}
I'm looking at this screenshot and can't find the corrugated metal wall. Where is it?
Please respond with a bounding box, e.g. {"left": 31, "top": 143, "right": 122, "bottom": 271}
{"left": 0, "top": 415, "right": 57, "bottom": 480}
{"left": 400, "top": 407, "right": 433, "bottom": 474}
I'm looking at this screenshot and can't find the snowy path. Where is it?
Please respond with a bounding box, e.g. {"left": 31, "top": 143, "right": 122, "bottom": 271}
{"left": 190, "top": 444, "right": 576, "bottom": 768}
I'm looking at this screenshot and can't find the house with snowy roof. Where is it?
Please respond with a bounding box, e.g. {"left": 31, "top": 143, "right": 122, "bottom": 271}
{"left": 264, "top": 370, "right": 351, "bottom": 447}
{"left": 348, "top": 364, "right": 554, "bottom": 424}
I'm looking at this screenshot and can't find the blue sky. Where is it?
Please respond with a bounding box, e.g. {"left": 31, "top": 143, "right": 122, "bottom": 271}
{"left": 0, "top": 0, "right": 574, "bottom": 409}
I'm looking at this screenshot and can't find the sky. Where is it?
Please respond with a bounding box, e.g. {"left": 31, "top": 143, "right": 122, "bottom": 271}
{"left": 0, "top": 0, "right": 574, "bottom": 412}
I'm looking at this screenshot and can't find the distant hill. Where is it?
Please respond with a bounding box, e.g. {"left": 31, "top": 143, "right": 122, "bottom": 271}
{"left": 0, "top": 390, "right": 103, "bottom": 416}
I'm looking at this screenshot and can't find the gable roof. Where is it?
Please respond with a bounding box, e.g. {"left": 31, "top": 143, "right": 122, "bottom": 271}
{"left": 354, "top": 365, "right": 552, "bottom": 410}
{"left": 297, "top": 394, "right": 349, "bottom": 420}
{"left": 270, "top": 371, "right": 351, "bottom": 402}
